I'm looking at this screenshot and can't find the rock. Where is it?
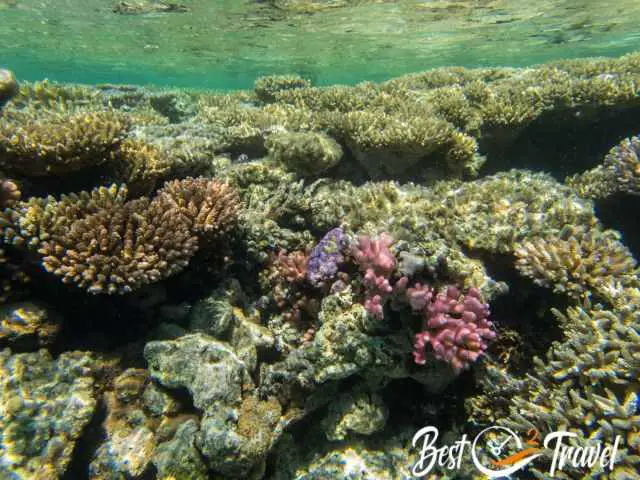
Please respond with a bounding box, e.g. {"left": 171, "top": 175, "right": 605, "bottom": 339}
{"left": 144, "top": 333, "right": 284, "bottom": 478}
{"left": 0, "top": 301, "right": 62, "bottom": 350}
{"left": 153, "top": 419, "right": 209, "bottom": 480}
{"left": 322, "top": 389, "right": 388, "bottom": 441}
{"left": 0, "top": 349, "right": 96, "bottom": 478}
{"left": 89, "top": 368, "right": 195, "bottom": 479}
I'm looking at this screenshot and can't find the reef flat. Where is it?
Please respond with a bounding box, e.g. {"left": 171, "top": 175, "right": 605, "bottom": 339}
{"left": 0, "top": 52, "right": 640, "bottom": 478}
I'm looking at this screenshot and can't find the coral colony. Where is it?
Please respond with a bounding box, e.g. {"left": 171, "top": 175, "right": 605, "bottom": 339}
{"left": 272, "top": 229, "right": 497, "bottom": 373}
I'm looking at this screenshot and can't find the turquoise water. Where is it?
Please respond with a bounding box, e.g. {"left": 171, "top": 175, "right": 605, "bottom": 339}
{"left": 2, "top": 0, "right": 640, "bottom": 88}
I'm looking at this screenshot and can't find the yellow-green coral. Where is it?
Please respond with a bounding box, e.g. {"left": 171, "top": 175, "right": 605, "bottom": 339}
{"left": 254, "top": 74, "right": 311, "bottom": 103}
{"left": 266, "top": 130, "right": 343, "bottom": 175}
{"left": 497, "top": 299, "right": 640, "bottom": 479}
{"left": 515, "top": 225, "right": 639, "bottom": 301}
{"left": 0, "top": 108, "right": 131, "bottom": 176}
{"left": 568, "top": 134, "right": 640, "bottom": 200}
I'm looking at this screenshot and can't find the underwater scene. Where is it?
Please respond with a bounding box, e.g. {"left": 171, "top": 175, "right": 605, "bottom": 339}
{"left": 2, "top": 1, "right": 640, "bottom": 479}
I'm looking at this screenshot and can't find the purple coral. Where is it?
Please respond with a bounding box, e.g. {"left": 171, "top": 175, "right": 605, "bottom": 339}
{"left": 410, "top": 285, "right": 496, "bottom": 373}
{"left": 306, "top": 228, "right": 348, "bottom": 287}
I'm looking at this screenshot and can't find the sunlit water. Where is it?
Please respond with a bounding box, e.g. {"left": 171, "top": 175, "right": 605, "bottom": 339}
{"left": 2, "top": 0, "right": 640, "bottom": 88}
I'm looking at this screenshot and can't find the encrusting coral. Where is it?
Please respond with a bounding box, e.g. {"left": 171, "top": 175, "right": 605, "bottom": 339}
{"left": 0, "top": 178, "right": 240, "bottom": 294}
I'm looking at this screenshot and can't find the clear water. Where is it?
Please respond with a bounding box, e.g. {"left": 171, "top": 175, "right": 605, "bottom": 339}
{"left": 2, "top": 0, "right": 640, "bottom": 88}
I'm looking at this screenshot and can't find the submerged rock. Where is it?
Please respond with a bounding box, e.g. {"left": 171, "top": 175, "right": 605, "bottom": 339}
{"left": 144, "top": 333, "right": 284, "bottom": 478}
{"left": 0, "top": 349, "right": 96, "bottom": 478}
{"left": 0, "top": 301, "right": 62, "bottom": 350}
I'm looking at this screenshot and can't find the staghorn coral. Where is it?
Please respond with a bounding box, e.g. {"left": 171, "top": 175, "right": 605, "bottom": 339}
{"left": 157, "top": 176, "right": 241, "bottom": 239}
{"left": 568, "top": 134, "right": 640, "bottom": 199}
{"left": 0, "top": 176, "right": 20, "bottom": 209}
{"left": 495, "top": 298, "right": 640, "bottom": 479}
{"left": 515, "top": 225, "right": 638, "bottom": 302}
{"left": 0, "top": 108, "right": 131, "bottom": 176}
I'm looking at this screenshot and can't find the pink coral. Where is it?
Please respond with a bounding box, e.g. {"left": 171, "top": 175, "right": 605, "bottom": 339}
{"left": 351, "top": 233, "right": 398, "bottom": 319}
{"left": 351, "top": 232, "right": 396, "bottom": 277}
{"left": 410, "top": 286, "right": 496, "bottom": 373}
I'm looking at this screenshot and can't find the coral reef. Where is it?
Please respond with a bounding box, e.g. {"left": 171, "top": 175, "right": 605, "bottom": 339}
{"left": 2, "top": 52, "right": 640, "bottom": 479}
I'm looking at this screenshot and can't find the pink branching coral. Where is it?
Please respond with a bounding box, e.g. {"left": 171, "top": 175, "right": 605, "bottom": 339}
{"left": 274, "top": 250, "right": 309, "bottom": 284}
{"left": 351, "top": 232, "right": 396, "bottom": 277}
{"left": 409, "top": 285, "right": 496, "bottom": 373}
{"left": 351, "top": 232, "right": 400, "bottom": 319}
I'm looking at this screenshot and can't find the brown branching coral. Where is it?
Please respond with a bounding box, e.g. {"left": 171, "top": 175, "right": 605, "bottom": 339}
{"left": 0, "top": 109, "right": 131, "bottom": 176}
{"left": 157, "top": 177, "right": 241, "bottom": 239}
{"left": 36, "top": 185, "right": 198, "bottom": 294}
{"left": 514, "top": 225, "right": 638, "bottom": 302}
{"left": 273, "top": 250, "right": 308, "bottom": 284}
{"left": 0, "top": 177, "right": 20, "bottom": 209}
{"left": 0, "top": 178, "right": 241, "bottom": 294}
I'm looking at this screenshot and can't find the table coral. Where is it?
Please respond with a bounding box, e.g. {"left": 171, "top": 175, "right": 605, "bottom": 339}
{"left": 0, "top": 108, "right": 131, "bottom": 176}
